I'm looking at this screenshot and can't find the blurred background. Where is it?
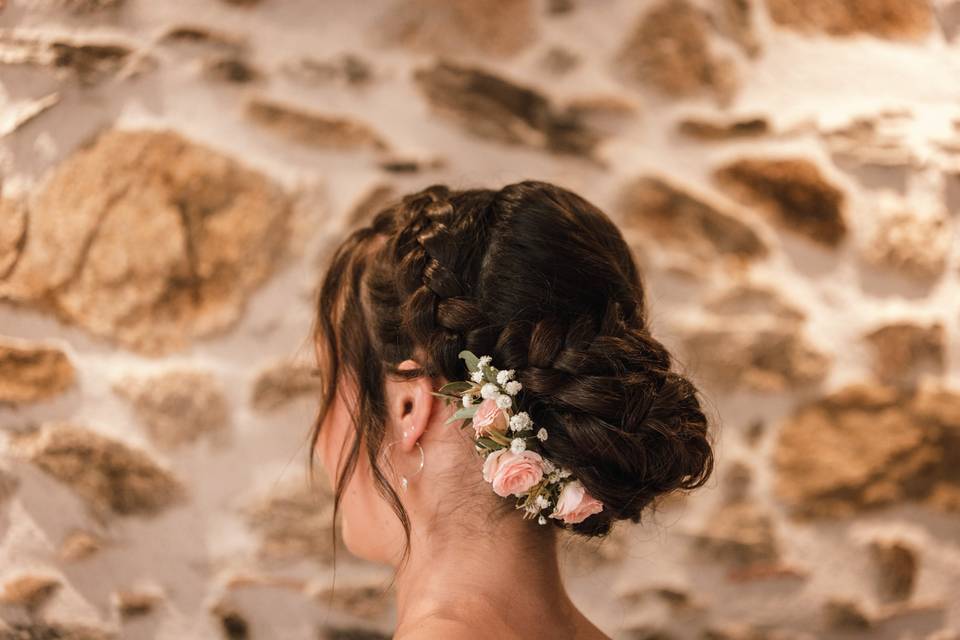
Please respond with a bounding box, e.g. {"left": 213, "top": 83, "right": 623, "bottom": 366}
{"left": 1, "top": 0, "right": 959, "bottom": 638}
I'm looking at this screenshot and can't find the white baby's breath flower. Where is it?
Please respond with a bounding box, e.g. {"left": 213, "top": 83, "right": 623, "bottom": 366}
{"left": 495, "top": 393, "right": 512, "bottom": 409}
{"left": 470, "top": 370, "right": 484, "bottom": 383}
{"left": 504, "top": 380, "right": 522, "bottom": 396}
{"left": 496, "top": 369, "right": 515, "bottom": 385}
{"left": 480, "top": 383, "right": 498, "bottom": 399}
{"left": 510, "top": 437, "right": 526, "bottom": 454}
{"left": 509, "top": 411, "right": 532, "bottom": 432}
{"left": 558, "top": 468, "right": 572, "bottom": 479}
{"left": 537, "top": 427, "right": 548, "bottom": 441}
{"left": 542, "top": 458, "right": 556, "bottom": 474}
{"left": 538, "top": 515, "right": 547, "bottom": 525}
{"left": 477, "top": 355, "right": 492, "bottom": 367}
{"left": 462, "top": 394, "right": 475, "bottom": 407}
{"left": 534, "top": 494, "right": 550, "bottom": 509}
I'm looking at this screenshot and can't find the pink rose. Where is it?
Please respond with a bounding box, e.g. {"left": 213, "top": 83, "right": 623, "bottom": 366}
{"left": 482, "top": 449, "right": 545, "bottom": 497}
{"left": 550, "top": 480, "right": 604, "bottom": 524}
{"left": 471, "top": 397, "right": 507, "bottom": 438}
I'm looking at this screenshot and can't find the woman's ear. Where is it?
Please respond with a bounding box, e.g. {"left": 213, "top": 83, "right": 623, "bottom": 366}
{"left": 388, "top": 360, "right": 435, "bottom": 452}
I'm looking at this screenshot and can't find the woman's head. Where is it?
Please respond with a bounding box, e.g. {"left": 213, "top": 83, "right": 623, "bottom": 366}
{"left": 309, "top": 180, "right": 716, "bottom": 572}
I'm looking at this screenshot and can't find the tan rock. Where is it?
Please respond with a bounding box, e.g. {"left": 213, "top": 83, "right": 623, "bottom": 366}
{"left": 247, "top": 98, "right": 389, "bottom": 151}
{"left": 59, "top": 529, "right": 104, "bottom": 562}
{"left": 677, "top": 116, "right": 768, "bottom": 140}
{"left": 615, "top": 0, "right": 738, "bottom": 104}
{"left": 709, "top": 0, "right": 760, "bottom": 57}
{"left": 861, "top": 208, "right": 950, "bottom": 281}
{"left": 869, "top": 539, "right": 917, "bottom": 602}
{"left": 243, "top": 479, "right": 340, "bottom": 565}
{"left": 823, "top": 597, "right": 873, "bottom": 631}
{"left": 703, "top": 283, "right": 805, "bottom": 324}
{"left": 0, "top": 574, "right": 60, "bottom": 610}
{"left": 0, "top": 338, "right": 75, "bottom": 405}
{"left": 773, "top": 382, "right": 960, "bottom": 519}
{"left": 412, "top": 60, "right": 603, "bottom": 158}
{"left": 251, "top": 361, "right": 322, "bottom": 412}
{"left": 0, "top": 128, "right": 293, "bottom": 355}
{"left": 680, "top": 326, "right": 831, "bottom": 393}
{"left": 0, "top": 198, "right": 27, "bottom": 278}
{"left": 202, "top": 55, "right": 260, "bottom": 83}
{"left": 376, "top": 0, "right": 536, "bottom": 58}
{"left": 115, "top": 370, "right": 230, "bottom": 449}
{"left": 714, "top": 157, "right": 847, "bottom": 247}
{"left": 765, "top": 0, "right": 933, "bottom": 39}
{"left": 0, "top": 622, "right": 114, "bottom": 639}
{"left": 11, "top": 423, "right": 186, "bottom": 518}
{"left": 0, "top": 32, "right": 134, "bottom": 85}
{"left": 616, "top": 176, "right": 768, "bottom": 270}
{"left": 279, "top": 53, "right": 373, "bottom": 86}
{"left": 113, "top": 588, "right": 162, "bottom": 618}
{"left": 690, "top": 500, "right": 780, "bottom": 566}
{"left": 863, "top": 321, "right": 945, "bottom": 387}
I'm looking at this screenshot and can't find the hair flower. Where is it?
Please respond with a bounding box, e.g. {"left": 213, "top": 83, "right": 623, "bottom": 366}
{"left": 430, "top": 349, "right": 605, "bottom": 527}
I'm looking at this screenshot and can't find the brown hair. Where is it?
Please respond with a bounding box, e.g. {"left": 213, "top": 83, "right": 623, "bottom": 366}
{"left": 308, "top": 180, "right": 716, "bottom": 577}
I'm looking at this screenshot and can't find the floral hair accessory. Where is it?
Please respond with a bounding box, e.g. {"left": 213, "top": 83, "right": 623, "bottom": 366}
{"left": 430, "top": 350, "right": 604, "bottom": 526}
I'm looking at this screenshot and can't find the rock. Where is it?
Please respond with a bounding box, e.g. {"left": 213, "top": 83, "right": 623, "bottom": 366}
{"left": 713, "top": 157, "right": 847, "bottom": 248}
{"left": 0, "top": 31, "right": 134, "bottom": 86}
{"left": 211, "top": 604, "right": 249, "bottom": 640}
{"left": 820, "top": 112, "right": 917, "bottom": 170}
{"left": 863, "top": 321, "right": 945, "bottom": 387}
{"left": 243, "top": 479, "right": 339, "bottom": 565}
{"left": 861, "top": 207, "right": 951, "bottom": 281}
{"left": 313, "top": 577, "right": 394, "bottom": 619}
{"left": 115, "top": 370, "right": 230, "bottom": 449}
{"left": 202, "top": 55, "right": 261, "bottom": 83}
{"left": 869, "top": 539, "right": 917, "bottom": 602}
{"left": 0, "top": 573, "right": 60, "bottom": 610}
{"left": 113, "top": 588, "right": 162, "bottom": 618}
{"left": 690, "top": 500, "right": 780, "bottom": 566}
{"left": 677, "top": 116, "right": 768, "bottom": 140}
{"left": 0, "top": 198, "right": 27, "bottom": 278}
{"left": 59, "top": 529, "right": 104, "bottom": 561}
{"left": 703, "top": 283, "right": 805, "bottom": 324}
{"left": 0, "top": 622, "right": 114, "bottom": 640}
{"left": 0, "top": 467, "right": 18, "bottom": 505}
{"left": 280, "top": 54, "right": 373, "bottom": 86}
{"left": 246, "top": 98, "right": 389, "bottom": 151}
{"left": 412, "top": 59, "right": 603, "bottom": 158}
{"left": 376, "top": 0, "right": 536, "bottom": 57}
{"left": 11, "top": 422, "right": 186, "bottom": 518}
{"left": 342, "top": 183, "right": 397, "bottom": 230}
{"left": 540, "top": 47, "right": 580, "bottom": 75}
{"left": 615, "top": 0, "right": 737, "bottom": 104}
{"left": 0, "top": 338, "right": 75, "bottom": 405}
{"left": 773, "top": 382, "right": 960, "bottom": 519}
{"left": 251, "top": 361, "right": 322, "bottom": 412}
{"left": 822, "top": 597, "right": 873, "bottom": 631}
{"left": 680, "top": 326, "right": 831, "bottom": 393}
{"left": 708, "top": 0, "right": 760, "bottom": 57}
{"left": 765, "top": 0, "right": 933, "bottom": 39}
{"left": 58, "top": 0, "right": 125, "bottom": 12}
{"left": 0, "top": 128, "right": 293, "bottom": 355}
{"left": 158, "top": 25, "right": 246, "bottom": 51}
{"left": 616, "top": 176, "right": 768, "bottom": 270}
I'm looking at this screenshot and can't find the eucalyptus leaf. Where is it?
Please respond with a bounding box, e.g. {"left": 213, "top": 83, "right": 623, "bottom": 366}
{"left": 438, "top": 381, "right": 473, "bottom": 394}
{"left": 458, "top": 349, "right": 480, "bottom": 373}
{"left": 444, "top": 404, "right": 479, "bottom": 425}
{"left": 476, "top": 437, "right": 501, "bottom": 450}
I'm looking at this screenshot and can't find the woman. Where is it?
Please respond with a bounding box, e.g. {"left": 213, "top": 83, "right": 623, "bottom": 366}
{"left": 309, "top": 181, "right": 715, "bottom": 639}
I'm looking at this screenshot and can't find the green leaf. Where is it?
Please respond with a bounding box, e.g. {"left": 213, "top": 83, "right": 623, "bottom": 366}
{"left": 444, "top": 404, "right": 479, "bottom": 425}
{"left": 438, "top": 381, "right": 473, "bottom": 394}
{"left": 429, "top": 391, "right": 461, "bottom": 401}
{"left": 476, "top": 437, "right": 502, "bottom": 450}
{"left": 458, "top": 349, "right": 480, "bottom": 373}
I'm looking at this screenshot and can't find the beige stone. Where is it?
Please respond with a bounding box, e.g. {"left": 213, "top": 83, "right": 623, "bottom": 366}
{"left": 376, "top": 0, "right": 536, "bottom": 58}
{"left": 243, "top": 479, "right": 340, "bottom": 565}
{"left": 862, "top": 208, "right": 951, "bottom": 281}
{"left": 773, "top": 382, "right": 960, "bottom": 519}
{"left": 714, "top": 157, "right": 847, "bottom": 247}
{"left": 11, "top": 423, "right": 186, "bottom": 518}
{"left": 863, "top": 321, "right": 945, "bottom": 387}
{"left": 0, "top": 198, "right": 27, "bottom": 279}
{"left": 615, "top": 0, "right": 738, "bottom": 103}
{"left": 251, "top": 361, "right": 322, "bottom": 412}
{"left": 115, "top": 370, "right": 230, "bottom": 449}
{"left": 0, "top": 338, "right": 75, "bottom": 405}
{"left": 703, "top": 283, "right": 806, "bottom": 324}
{"left": 412, "top": 60, "right": 603, "bottom": 158}
{"left": 0, "top": 129, "right": 293, "bottom": 355}
{"left": 0, "top": 574, "right": 60, "bottom": 610}
{"left": 59, "top": 529, "right": 103, "bottom": 562}
{"left": 690, "top": 500, "right": 780, "bottom": 566}
{"left": 869, "top": 539, "right": 917, "bottom": 602}
{"left": 766, "top": 0, "right": 933, "bottom": 39}
{"left": 246, "top": 98, "right": 389, "bottom": 151}
{"left": 616, "top": 176, "right": 768, "bottom": 270}
{"left": 677, "top": 116, "right": 768, "bottom": 140}
{"left": 0, "top": 32, "right": 134, "bottom": 85}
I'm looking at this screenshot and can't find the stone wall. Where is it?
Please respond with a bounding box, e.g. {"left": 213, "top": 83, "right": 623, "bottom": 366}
{"left": 1, "top": 1, "right": 959, "bottom": 638}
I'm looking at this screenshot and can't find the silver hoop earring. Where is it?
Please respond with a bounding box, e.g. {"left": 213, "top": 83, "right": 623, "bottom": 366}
{"left": 383, "top": 439, "right": 425, "bottom": 491}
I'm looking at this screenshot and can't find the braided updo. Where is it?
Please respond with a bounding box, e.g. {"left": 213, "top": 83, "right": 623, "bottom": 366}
{"left": 309, "top": 180, "right": 715, "bottom": 569}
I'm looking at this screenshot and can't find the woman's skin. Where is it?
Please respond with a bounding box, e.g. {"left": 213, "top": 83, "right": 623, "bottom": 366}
{"left": 313, "top": 354, "right": 612, "bottom": 640}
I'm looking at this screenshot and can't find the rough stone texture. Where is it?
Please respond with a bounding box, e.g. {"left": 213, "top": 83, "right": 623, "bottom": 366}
{"left": 58, "top": 530, "right": 103, "bottom": 562}
{"left": 863, "top": 321, "right": 945, "bottom": 387}
{"left": 714, "top": 158, "right": 848, "bottom": 247}
{"left": 869, "top": 539, "right": 917, "bottom": 603}
{"left": 0, "top": 128, "right": 293, "bottom": 355}
{"left": 0, "top": 573, "right": 60, "bottom": 610}
{"left": 0, "top": 338, "right": 75, "bottom": 405}
{"left": 0, "top": 198, "right": 27, "bottom": 279}
{"left": 115, "top": 369, "right": 230, "bottom": 449}
{"left": 251, "top": 361, "right": 322, "bottom": 412}
{"left": 773, "top": 383, "right": 960, "bottom": 519}
{"left": 765, "top": 0, "right": 934, "bottom": 40}
{"left": 279, "top": 53, "right": 374, "bottom": 87}
{"left": 10, "top": 423, "right": 186, "bottom": 518}
{"left": 710, "top": 0, "right": 760, "bottom": 57}
{"left": 376, "top": 0, "right": 536, "bottom": 58}
{"left": 413, "top": 60, "right": 603, "bottom": 158}
{"left": 113, "top": 588, "right": 162, "bottom": 618}
{"left": 0, "top": 623, "right": 114, "bottom": 640}
{"left": 703, "top": 283, "right": 806, "bottom": 324}
{"left": 242, "top": 480, "right": 339, "bottom": 565}
{"left": 246, "top": 98, "right": 389, "bottom": 151}
{"left": 617, "top": 176, "right": 768, "bottom": 270}
{"left": 861, "top": 208, "right": 951, "bottom": 281}
{"left": 691, "top": 500, "right": 780, "bottom": 566}
{"left": 0, "top": 31, "right": 136, "bottom": 85}
{"left": 680, "top": 326, "right": 832, "bottom": 393}
{"left": 615, "top": 0, "right": 738, "bottom": 104}
{"left": 677, "top": 116, "right": 768, "bottom": 140}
